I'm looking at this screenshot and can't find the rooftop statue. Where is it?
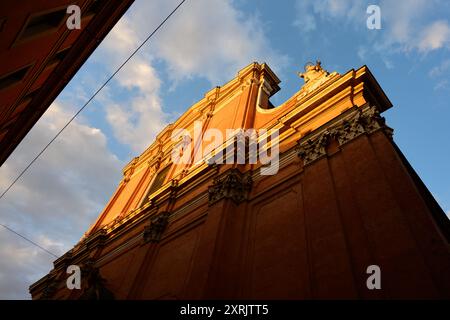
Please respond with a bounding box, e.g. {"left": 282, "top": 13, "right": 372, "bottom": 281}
{"left": 297, "top": 60, "right": 339, "bottom": 100}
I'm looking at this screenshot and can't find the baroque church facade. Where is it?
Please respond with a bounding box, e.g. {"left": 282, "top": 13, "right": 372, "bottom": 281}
{"left": 30, "top": 61, "right": 450, "bottom": 299}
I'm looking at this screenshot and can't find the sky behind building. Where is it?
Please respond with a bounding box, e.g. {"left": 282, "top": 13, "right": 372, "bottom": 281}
{"left": 0, "top": 0, "right": 449, "bottom": 299}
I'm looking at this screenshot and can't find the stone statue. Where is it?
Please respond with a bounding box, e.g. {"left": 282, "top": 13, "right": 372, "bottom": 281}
{"left": 296, "top": 60, "right": 338, "bottom": 100}
{"left": 297, "top": 60, "right": 329, "bottom": 84}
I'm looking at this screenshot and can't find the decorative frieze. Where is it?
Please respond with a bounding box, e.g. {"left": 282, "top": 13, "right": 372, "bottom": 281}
{"left": 208, "top": 169, "right": 252, "bottom": 205}
{"left": 297, "top": 106, "right": 393, "bottom": 166}
{"left": 143, "top": 211, "right": 170, "bottom": 243}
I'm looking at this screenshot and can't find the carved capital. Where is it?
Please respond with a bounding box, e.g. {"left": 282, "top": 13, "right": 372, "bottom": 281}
{"left": 297, "top": 106, "right": 393, "bottom": 166}
{"left": 143, "top": 212, "right": 170, "bottom": 243}
{"left": 297, "top": 131, "right": 332, "bottom": 165}
{"left": 208, "top": 169, "right": 252, "bottom": 205}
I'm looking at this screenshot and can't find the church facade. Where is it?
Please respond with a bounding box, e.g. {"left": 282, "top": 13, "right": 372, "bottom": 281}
{"left": 30, "top": 62, "right": 450, "bottom": 299}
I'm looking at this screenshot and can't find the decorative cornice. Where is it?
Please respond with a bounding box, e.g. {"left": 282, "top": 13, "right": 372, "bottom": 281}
{"left": 143, "top": 211, "right": 170, "bottom": 243}
{"left": 208, "top": 169, "right": 252, "bottom": 205}
{"left": 53, "top": 249, "right": 73, "bottom": 269}
{"left": 297, "top": 106, "right": 393, "bottom": 166}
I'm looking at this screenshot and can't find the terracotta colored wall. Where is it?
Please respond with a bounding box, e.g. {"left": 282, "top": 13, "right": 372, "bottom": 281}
{"left": 46, "top": 128, "right": 449, "bottom": 300}
{"left": 30, "top": 63, "right": 450, "bottom": 300}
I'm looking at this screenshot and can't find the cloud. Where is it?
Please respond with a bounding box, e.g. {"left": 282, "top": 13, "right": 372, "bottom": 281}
{"left": 357, "top": 46, "right": 368, "bottom": 60}
{"left": 91, "top": 0, "right": 289, "bottom": 153}
{"left": 293, "top": 0, "right": 366, "bottom": 32}
{"left": 148, "top": 0, "right": 289, "bottom": 83}
{"left": 115, "top": 0, "right": 289, "bottom": 84}
{"left": 418, "top": 20, "right": 450, "bottom": 52}
{"left": 91, "top": 17, "right": 169, "bottom": 153}
{"left": 428, "top": 59, "right": 450, "bottom": 90}
{"left": 378, "top": 0, "right": 430, "bottom": 50}
{"left": 0, "top": 229, "right": 65, "bottom": 299}
{"left": 0, "top": 102, "right": 123, "bottom": 299}
{"left": 429, "top": 59, "right": 450, "bottom": 77}
{"left": 433, "top": 79, "right": 449, "bottom": 91}
{"left": 294, "top": 0, "right": 450, "bottom": 54}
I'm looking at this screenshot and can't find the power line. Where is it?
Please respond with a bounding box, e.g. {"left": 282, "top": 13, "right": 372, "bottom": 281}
{"left": 0, "top": 223, "right": 58, "bottom": 258}
{"left": 0, "top": 0, "right": 187, "bottom": 257}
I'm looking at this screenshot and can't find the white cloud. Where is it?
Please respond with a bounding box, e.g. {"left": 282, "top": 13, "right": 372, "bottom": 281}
{"left": 429, "top": 59, "right": 450, "bottom": 77}
{"left": 379, "top": 0, "right": 429, "bottom": 50}
{"left": 0, "top": 102, "right": 123, "bottom": 299}
{"left": 418, "top": 20, "right": 450, "bottom": 52}
{"left": 0, "top": 229, "right": 61, "bottom": 299}
{"left": 357, "top": 46, "right": 367, "bottom": 60}
{"left": 428, "top": 59, "right": 450, "bottom": 90}
{"left": 92, "top": 0, "right": 289, "bottom": 153}
{"left": 147, "top": 0, "right": 289, "bottom": 83}
{"left": 434, "top": 79, "right": 449, "bottom": 91}
{"left": 294, "top": 0, "right": 450, "bottom": 54}
{"left": 92, "top": 17, "right": 168, "bottom": 153}
{"left": 293, "top": 0, "right": 366, "bottom": 32}
{"left": 118, "top": 0, "right": 290, "bottom": 83}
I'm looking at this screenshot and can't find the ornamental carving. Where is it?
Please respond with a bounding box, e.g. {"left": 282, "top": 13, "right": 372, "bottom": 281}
{"left": 297, "top": 132, "right": 332, "bottom": 165}
{"left": 297, "top": 106, "right": 393, "bottom": 166}
{"left": 79, "top": 260, "right": 115, "bottom": 300}
{"left": 143, "top": 211, "right": 170, "bottom": 243}
{"left": 208, "top": 169, "right": 252, "bottom": 205}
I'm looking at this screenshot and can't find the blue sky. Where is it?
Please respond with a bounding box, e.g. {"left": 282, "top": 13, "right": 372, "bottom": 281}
{"left": 0, "top": 0, "right": 449, "bottom": 299}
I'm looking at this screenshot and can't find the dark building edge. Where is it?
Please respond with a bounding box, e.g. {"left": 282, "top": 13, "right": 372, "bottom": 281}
{"left": 0, "top": 1, "right": 135, "bottom": 166}
{"left": 393, "top": 141, "right": 450, "bottom": 243}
